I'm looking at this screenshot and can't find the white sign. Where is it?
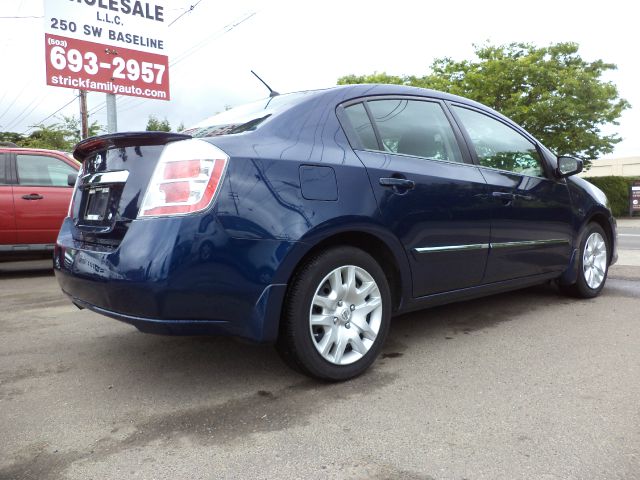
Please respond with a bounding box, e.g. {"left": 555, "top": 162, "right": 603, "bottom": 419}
{"left": 44, "top": 0, "right": 167, "bottom": 53}
{"left": 43, "top": 0, "right": 170, "bottom": 100}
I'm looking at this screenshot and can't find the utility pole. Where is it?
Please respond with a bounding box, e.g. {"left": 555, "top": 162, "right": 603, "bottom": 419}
{"left": 106, "top": 93, "right": 117, "bottom": 133}
{"left": 79, "top": 90, "right": 89, "bottom": 139}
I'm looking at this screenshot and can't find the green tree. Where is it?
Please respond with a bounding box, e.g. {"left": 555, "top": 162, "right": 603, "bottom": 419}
{"left": 16, "top": 116, "right": 103, "bottom": 151}
{"left": 146, "top": 115, "right": 171, "bottom": 132}
{"left": 60, "top": 115, "right": 103, "bottom": 143}
{"left": 18, "top": 124, "right": 73, "bottom": 150}
{"left": 338, "top": 42, "right": 630, "bottom": 163}
{"left": 0, "top": 131, "right": 25, "bottom": 145}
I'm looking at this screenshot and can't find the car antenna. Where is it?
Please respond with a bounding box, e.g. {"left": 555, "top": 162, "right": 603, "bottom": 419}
{"left": 251, "top": 70, "right": 280, "bottom": 97}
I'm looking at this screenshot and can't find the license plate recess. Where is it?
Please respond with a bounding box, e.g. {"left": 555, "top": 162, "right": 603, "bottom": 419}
{"left": 84, "top": 187, "right": 110, "bottom": 221}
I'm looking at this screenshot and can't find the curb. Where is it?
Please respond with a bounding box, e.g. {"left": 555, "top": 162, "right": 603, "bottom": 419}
{"left": 616, "top": 218, "right": 640, "bottom": 227}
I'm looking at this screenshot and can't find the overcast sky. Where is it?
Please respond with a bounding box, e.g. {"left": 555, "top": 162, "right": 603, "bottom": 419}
{"left": 1, "top": 0, "right": 637, "bottom": 159}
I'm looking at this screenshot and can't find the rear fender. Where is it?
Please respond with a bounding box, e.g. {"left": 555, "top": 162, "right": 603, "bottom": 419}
{"left": 272, "top": 219, "right": 413, "bottom": 310}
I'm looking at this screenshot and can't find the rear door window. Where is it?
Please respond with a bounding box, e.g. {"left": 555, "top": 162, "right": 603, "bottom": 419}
{"left": 343, "top": 103, "right": 379, "bottom": 150}
{"left": 16, "top": 155, "right": 76, "bottom": 187}
{"left": 365, "top": 99, "right": 463, "bottom": 163}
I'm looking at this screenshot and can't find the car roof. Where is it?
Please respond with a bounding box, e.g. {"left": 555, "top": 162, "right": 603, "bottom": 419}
{"left": 0, "top": 146, "right": 75, "bottom": 157}
{"left": 309, "top": 83, "right": 504, "bottom": 117}
{"left": 252, "top": 83, "right": 491, "bottom": 110}
{"left": 0, "top": 147, "right": 80, "bottom": 168}
{"left": 187, "top": 83, "right": 509, "bottom": 142}
{"left": 283, "top": 83, "right": 531, "bottom": 141}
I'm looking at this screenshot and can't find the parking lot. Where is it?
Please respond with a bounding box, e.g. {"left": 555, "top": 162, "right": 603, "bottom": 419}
{"left": 1, "top": 222, "right": 639, "bottom": 480}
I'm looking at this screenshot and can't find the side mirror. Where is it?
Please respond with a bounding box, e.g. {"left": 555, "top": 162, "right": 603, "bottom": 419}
{"left": 68, "top": 173, "right": 78, "bottom": 186}
{"left": 556, "top": 156, "right": 583, "bottom": 178}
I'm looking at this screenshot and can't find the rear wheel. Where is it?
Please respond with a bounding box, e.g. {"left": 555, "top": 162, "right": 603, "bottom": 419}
{"left": 276, "top": 246, "right": 391, "bottom": 381}
{"left": 561, "top": 222, "right": 609, "bottom": 298}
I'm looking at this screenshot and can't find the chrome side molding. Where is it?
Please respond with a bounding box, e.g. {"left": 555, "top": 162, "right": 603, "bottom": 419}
{"left": 491, "top": 239, "right": 570, "bottom": 249}
{"left": 415, "top": 243, "right": 490, "bottom": 253}
{"left": 414, "top": 238, "right": 570, "bottom": 254}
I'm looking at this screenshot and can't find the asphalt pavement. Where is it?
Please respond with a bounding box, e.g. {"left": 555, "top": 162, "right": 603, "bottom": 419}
{"left": 1, "top": 224, "right": 639, "bottom": 480}
{"left": 616, "top": 218, "right": 640, "bottom": 266}
{"left": 618, "top": 228, "right": 640, "bottom": 251}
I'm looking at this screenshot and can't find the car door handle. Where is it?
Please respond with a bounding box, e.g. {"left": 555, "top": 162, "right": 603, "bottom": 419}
{"left": 491, "top": 191, "right": 514, "bottom": 200}
{"left": 514, "top": 193, "right": 534, "bottom": 201}
{"left": 491, "top": 191, "right": 514, "bottom": 206}
{"left": 379, "top": 178, "right": 415, "bottom": 189}
{"left": 21, "top": 194, "right": 44, "bottom": 200}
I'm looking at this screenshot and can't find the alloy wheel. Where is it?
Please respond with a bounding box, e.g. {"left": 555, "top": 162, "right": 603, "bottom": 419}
{"left": 308, "top": 265, "right": 383, "bottom": 365}
{"left": 582, "top": 232, "right": 607, "bottom": 289}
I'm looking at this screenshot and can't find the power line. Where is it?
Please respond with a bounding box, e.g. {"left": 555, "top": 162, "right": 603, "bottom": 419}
{"left": 172, "top": 11, "right": 256, "bottom": 66}
{"left": 9, "top": 99, "right": 44, "bottom": 132}
{"left": 0, "top": 90, "right": 8, "bottom": 111}
{"left": 0, "top": 15, "right": 42, "bottom": 19}
{"left": 22, "top": 94, "right": 79, "bottom": 134}
{"left": 118, "top": 99, "right": 150, "bottom": 114}
{"left": 4, "top": 93, "right": 48, "bottom": 131}
{"left": 87, "top": 10, "right": 257, "bottom": 117}
{"left": 168, "top": 0, "right": 204, "bottom": 27}
{"left": 0, "top": 0, "right": 39, "bottom": 123}
{"left": 20, "top": 6, "right": 256, "bottom": 132}
{"left": 0, "top": 83, "right": 30, "bottom": 123}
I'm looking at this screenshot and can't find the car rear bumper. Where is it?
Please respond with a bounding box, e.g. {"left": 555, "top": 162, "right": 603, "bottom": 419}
{"left": 54, "top": 217, "right": 293, "bottom": 342}
{"left": 60, "top": 284, "right": 287, "bottom": 340}
{"left": 0, "top": 244, "right": 55, "bottom": 262}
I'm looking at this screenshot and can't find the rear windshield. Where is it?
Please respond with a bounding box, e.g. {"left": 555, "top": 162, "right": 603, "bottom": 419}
{"left": 183, "top": 92, "right": 314, "bottom": 138}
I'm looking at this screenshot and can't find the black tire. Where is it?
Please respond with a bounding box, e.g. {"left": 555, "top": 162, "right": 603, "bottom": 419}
{"left": 561, "top": 222, "right": 609, "bottom": 298}
{"left": 276, "top": 246, "right": 392, "bottom": 381}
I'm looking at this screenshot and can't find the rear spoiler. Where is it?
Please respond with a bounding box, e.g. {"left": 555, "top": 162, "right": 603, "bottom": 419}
{"left": 73, "top": 131, "right": 191, "bottom": 162}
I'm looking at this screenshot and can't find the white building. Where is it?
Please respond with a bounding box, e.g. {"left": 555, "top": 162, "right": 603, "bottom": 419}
{"left": 581, "top": 156, "right": 640, "bottom": 177}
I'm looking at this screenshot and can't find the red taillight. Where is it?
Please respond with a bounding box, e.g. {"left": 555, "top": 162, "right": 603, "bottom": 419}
{"left": 159, "top": 181, "right": 191, "bottom": 203}
{"left": 163, "top": 159, "right": 201, "bottom": 179}
{"left": 140, "top": 140, "right": 229, "bottom": 217}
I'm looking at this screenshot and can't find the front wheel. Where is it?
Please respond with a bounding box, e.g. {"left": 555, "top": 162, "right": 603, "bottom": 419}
{"left": 276, "top": 246, "right": 392, "bottom": 381}
{"left": 561, "top": 222, "right": 609, "bottom": 298}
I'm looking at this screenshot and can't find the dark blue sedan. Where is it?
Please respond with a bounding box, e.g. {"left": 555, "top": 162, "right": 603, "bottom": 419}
{"left": 54, "top": 84, "right": 617, "bottom": 381}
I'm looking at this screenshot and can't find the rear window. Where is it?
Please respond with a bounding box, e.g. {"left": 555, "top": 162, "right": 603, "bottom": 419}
{"left": 183, "top": 92, "right": 314, "bottom": 138}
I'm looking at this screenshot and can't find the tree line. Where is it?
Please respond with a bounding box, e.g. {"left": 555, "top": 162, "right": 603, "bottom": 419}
{"left": 338, "top": 42, "right": 629, "bottom": 165}
{"left": 2, "top": 42, "right": 629, "bottom": 162}
{"left": 0, "top": 115, "right": 182, "bottom": 152}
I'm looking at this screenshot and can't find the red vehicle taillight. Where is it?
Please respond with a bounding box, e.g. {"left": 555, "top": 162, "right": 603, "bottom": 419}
{"left": 140, "top": 139, "right": 228, "bottom": 217}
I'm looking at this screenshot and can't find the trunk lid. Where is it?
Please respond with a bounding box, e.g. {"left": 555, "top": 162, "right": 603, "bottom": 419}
{"left": 70, "top": 132, "right": 190, "bottom": 247}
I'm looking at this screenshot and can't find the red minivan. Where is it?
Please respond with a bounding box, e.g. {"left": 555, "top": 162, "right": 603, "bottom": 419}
{"left": 0, "top": 146, "right": 79, "bottom": 260}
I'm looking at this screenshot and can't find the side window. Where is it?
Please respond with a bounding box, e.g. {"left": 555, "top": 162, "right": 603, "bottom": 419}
{"left": 343, "top": 103, "right": 378, "bottom": 150}
{"left": 366, "top": 99, "right": 463, "bottom": 163}
{"left": 0, "top": 154, "right": 7, "bottom": 184}
{"left": 452, "top": 106, "right": 544, "bottom": 177}
{"left": 17, "top": 155, "right": 76, "bottom": 187}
